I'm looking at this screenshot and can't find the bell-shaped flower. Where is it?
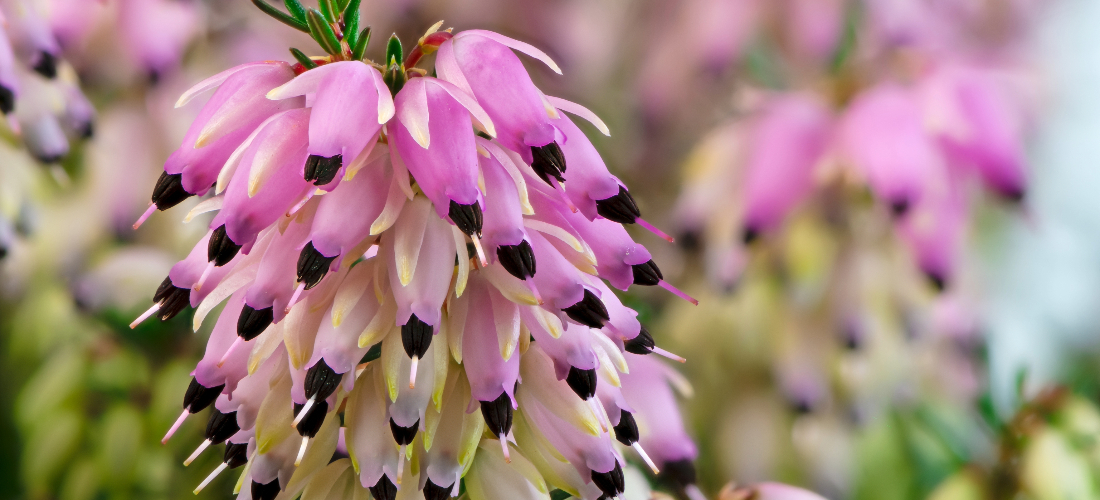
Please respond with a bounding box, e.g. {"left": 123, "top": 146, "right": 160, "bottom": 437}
{"left": 268, "top": 60, "right": 393, "bottom": 187}
{"left": 391, "top": 76, "right": 494, "bottom": 236}
{"left": 921, "top": 64, "right": 1029, "bottom": 200}
{"left": 137, "top": 61, "right": 301, "bottom": 228}
{"left": 436, "top": 30, "right": 562, "bottom": 161}
{"left": 839, "top": 84, "right": 945, "bottom": 217}
{"left": 219, "top": 108, "right": 313, "bottom": 251}
{"left": 741, "top": 94, "right": 832, "bottom": 239}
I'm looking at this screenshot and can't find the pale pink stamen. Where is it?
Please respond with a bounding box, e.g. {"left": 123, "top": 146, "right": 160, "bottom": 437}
{"left": 162, "top": 409, "right": 190, "bottom": 444}
{"left": 652, "top": 346, "right": 686, "bottom": 363}
{"left": 588, "top": 398, "right": 609, "bottom": 432}
{"left": 686, "top": 485, "right": 707, "bottom": 500}
{"left": 130, "top": 303, "right": 161, "bottom": 329}
{"left": 636, "top": 218, "right": 674, "bottom": 243}
{"left": 471, "top": 235, "right": 489, "bottom": 267}
{"left": 133, "top": 203, "right": 157, "bottom": 230}
{"left": 550, "top": 178, "right": 577, "bottom": 213}
{"left": 288, "top": 191, "right": 315, "bottom": 216}
{"left": 525, "top": 278, "right": 544, "bottom": 305}
{"left": 632, "top": 442, "right": 660, "bottom": 474}
{"left": 285, "top": 282, "right": 306, "bottom": 314}
{"left": 294, "top": 436, "right": 309, "bottom": 466}
{"left": 409, "top": 356, "right": 419, "bottom": 389}
{"left": 499, "top": 434, "right": 511, "bottom": 463}
{"left": 194, "top": 462, "right": 228, "bottom": 494}
{"left": 194, "top": 261, "right": 216, "bottom": 291}
{"left": 603, "top": 321, "right": 622, "bottom": 338}
{"left": 217, "top": 337, "right": 245, "bottom": 368}
{"left": 184, "top": 439, "right": 212, "bottom": 466}
{"left": 658, "top": 280, "right": 698, "bottom": 305}
{"left": 292, "top": 398, "right": 315, "bottom": 428}
{"left": 397, "top": 445, "right": 406, "bottom": 483}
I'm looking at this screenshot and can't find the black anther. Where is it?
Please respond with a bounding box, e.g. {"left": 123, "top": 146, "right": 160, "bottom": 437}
{"left": 183, "top": 378, "right": 224, "bottom": 413}
{"left": 151, "top": 172, "right": 192, "bottom": 211}
{"left": 448, "top": 200, "right": 483, "bottom": 237}
{"left": 530, "top": 142, "right": 566, "bottom": 185}
{"left": 623, "top": 325, "right": 655, "bottom": 355}
{"left": 595, "top": 186, "right": 640, "bottom": 224}
{"left": 479, "top": 392, "right": 514, "bottom": 437}
{"left": 562, "top": 289, "right": 610, "bottom": 328}
{"left": 631, "top": 260, "right": 663, "bottom": 286}
{"left": 297, "top": 241, "right": 337, "bottom": 290}
{"left": 401, "top": 314, "right": 433, "bottom": 359}
{"left": 497, "top": 240, "right": 536, "bottom": 280}
{"left": 207, "top": 225, "right": 242, "bottom": 266}
{"left": 389, "top": 418, "right": 419, "bottom": 445}
{"left": 205, "top": 410, "right": 240, "bottom": 444}
{"left": 565, "top": 367, "right": 597, "bottom": 400}
{"left": 613, "top": 410, "right": 639, "bottom": 446}
{"left": 237, "top": 305, "right": 274, "bottom": 341}
{"left": 590, "top": 462, "right": 625, "bottom": 498}
{"left": 304, "top": 154, "right": 343, "bottom": 186}
{"left": 304, "top": 359, "right": 342, "bottom": 401}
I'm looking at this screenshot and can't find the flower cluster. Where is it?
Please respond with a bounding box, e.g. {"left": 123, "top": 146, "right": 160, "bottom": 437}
{"left": 131, "top": 2, "right": 700, "bottom": 499}
{"left": 0, "top": 0, "right": 96, "bottom": 269}
{"left": 674, "top": 0, "right": 1036, "bottom": 292}
{"left": 663, "top": 0, "right": 1040, "bottom": 495}
{"left": 0, "top": 0, "right": 93, "bottom": 165}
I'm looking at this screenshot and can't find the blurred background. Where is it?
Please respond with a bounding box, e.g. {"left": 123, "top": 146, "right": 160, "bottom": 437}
{"left": 3, "top": 0, "right": 1100, "bottom": 499}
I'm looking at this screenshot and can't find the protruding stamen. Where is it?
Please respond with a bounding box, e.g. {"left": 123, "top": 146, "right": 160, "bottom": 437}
{"left": 194, "top": 262, "right": 215, "bottom": 291}
{"left": 632, "top": 443, "right": 659, "bottom": 474}
{"left": 652, "top": 346, "right": 686, "bottom": 363}
{"left": 295, "top": 436, "right": 309, "bottom": 466}
{"left": 499, "top": 433, "right": 511, "bottom": 463}
{"left": 525, "top": 278, "right": 544, "bottom": 305}
{"left": 587, "top": 398, "right": 609, "bottom": 432}
{"left": 658, "top": 280, "right": 698, "bottom": 305}
{"left": 470, "top": 235, "right": 489, "bottom": 268}
{"left": 162, "top": 410, "right": 189, "bottom": 444}
{"left": 636, "top": 218, "right": 675, "bottom": 243}
{"left": 217, "top": 337, "right": 245, "bottom": 368}
{"left": 550, "top": 177, "right": 577, "bottom": 213}
{"left": 304, "top": 359, "right": 342, "bottom": 402}
{"left": 133, "top": 203, "right": 157, "bottom": 230}
{"left": 285, "top": 282, "right": 306, "bottom": 315}
{"left": 409, "top": 356, "right": 419, "bottom": 389}
{"left": 194, "top": 462, "right": 228, "bottom": 494}
{"left": 288, "top": 191, "right": 315, "bottom": 216}
{"left": 291, "top": 398, "right": 315, "bottom": 428}
{"left": 130, "top": 303, "right": 161, "bottom": 329}
{"left": 396, "top": 445, "right": 406, "bottom": 484}
{"left": 686, "top": 485, "right": 707, "bottom": 500}
{"left": 184, "top": 439, "right": 212, "bottom": 466}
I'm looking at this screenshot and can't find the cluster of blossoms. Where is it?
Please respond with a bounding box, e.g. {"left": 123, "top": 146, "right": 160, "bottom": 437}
{"left": 130, "top": 2, "right": 704, "bottom": 499}
{"left": 0, "top": 0, "right": 95, "bottom": 269}
{"left": 662, "top": 0, "right": 1040, "bottom": 495}
{"left": 675, "top": 0, "right": 1036, "bottom": 292}
{"left": 0, "top": 0, "right": 93, "bottom": 165}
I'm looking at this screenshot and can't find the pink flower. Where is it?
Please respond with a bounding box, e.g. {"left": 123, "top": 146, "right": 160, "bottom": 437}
{"left": 839, "top": 84, "right": 946, "bottom": 216}
{"left": 132, "top": 11, "right": 699, "bottom": 500}
{"left": 741, "top": 94, "right": 832, "bottom": 240}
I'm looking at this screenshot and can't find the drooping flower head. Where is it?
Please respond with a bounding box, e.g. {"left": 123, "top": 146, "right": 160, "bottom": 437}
{"left": 131, "top": 2, "right": 701, "bottom": 499}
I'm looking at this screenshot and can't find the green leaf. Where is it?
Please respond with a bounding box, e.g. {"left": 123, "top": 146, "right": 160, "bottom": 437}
{"left": 334, "top": 0, "right": 351, "bottom": 11}
{"left": 382, "top": 60, "right": 406, "bottom": 97}
{"left": 385, "top": 34, "right": 403, "bottom": 69}
{"left": 318, "top": 0, "right": 336, "bottom": 23}
{"left": 307, "top": 9, "right": 342, "bottom": 55}
{"left": 342, "top": 0, "right": 361, "bottom": 20}
{"left": 344, "top": 2, "right": 360, "bottom": 48}
{"left": 289, "top": 48, "right": 319, "bottom": 69}
{"left": 550, "top": 490, "right": 573, "bottom": 500}
{"left": 251, "top": 0, "right": 309, "bottom": 32}
{"left": 352, "top": 26, "right": 372, "bottom": 61}
{"left": 283, "top": 0, "right": 307, "bottom": 22}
